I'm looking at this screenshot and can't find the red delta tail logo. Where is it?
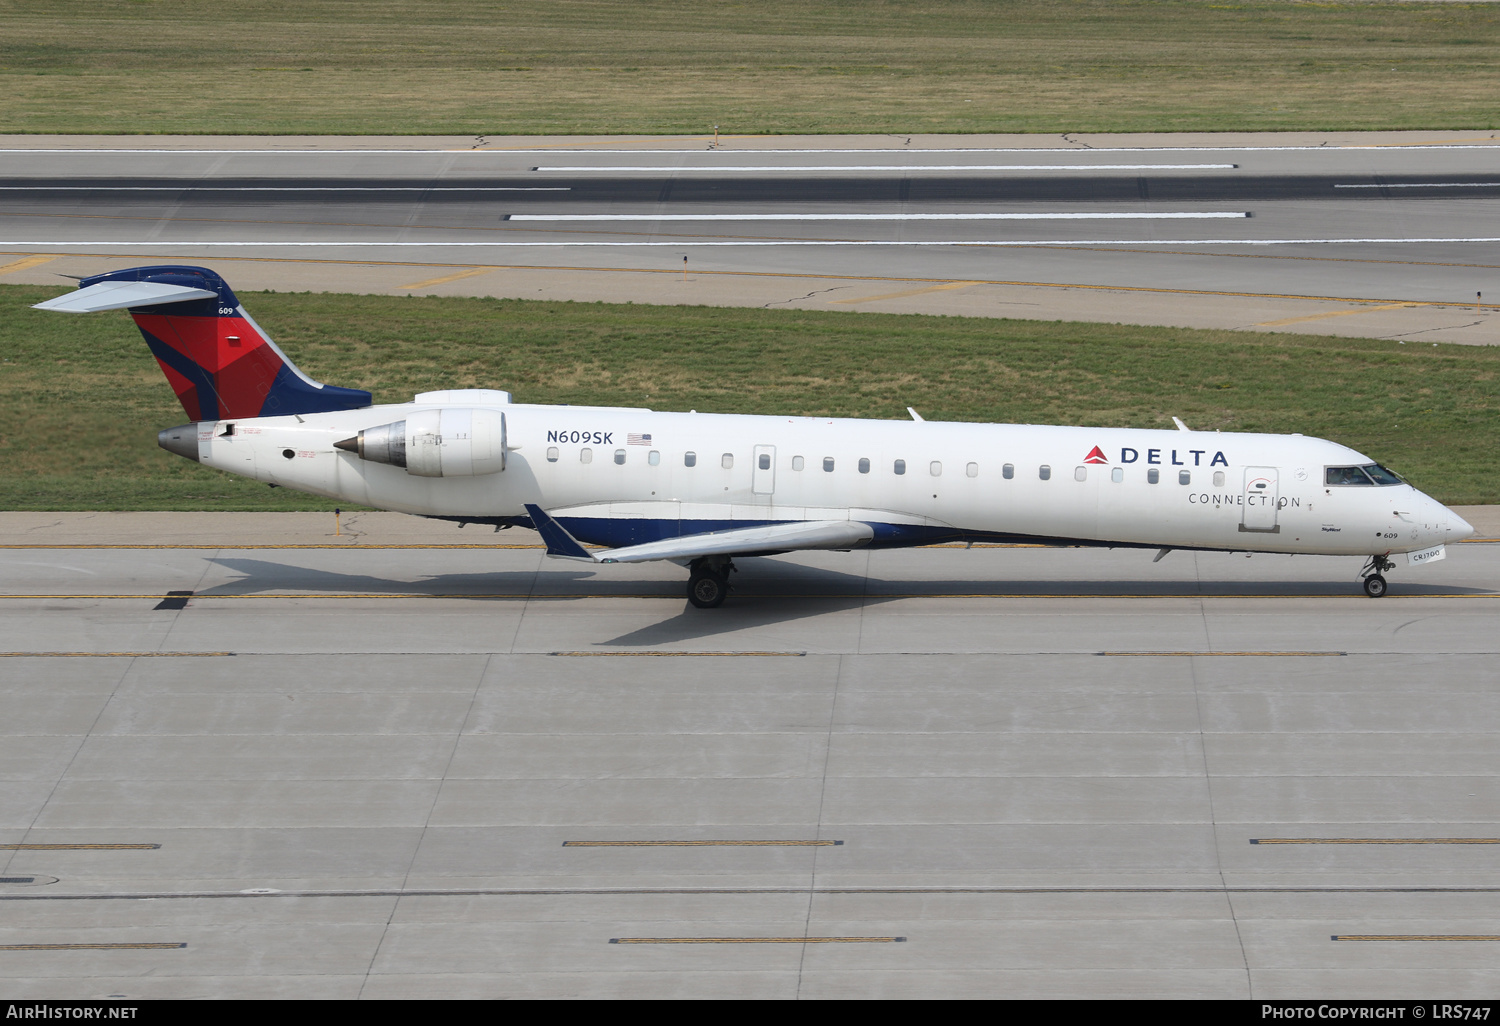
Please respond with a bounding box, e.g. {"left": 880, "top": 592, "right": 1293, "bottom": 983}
{"left": 1083, "top": 445, "right": 1109, "bottom": 464}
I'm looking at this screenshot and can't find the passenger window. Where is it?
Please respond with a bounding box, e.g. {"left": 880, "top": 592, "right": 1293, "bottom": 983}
{"left": 580, "top": 448, "right": 593, "bottom": 464}
{"left": 721, "top": 453, "right": 734, "bottom": 469}
{"left": 858, "top": 458, "right": 870, "bottom": 474}
{"left": 930, "top": 461, "right": 942, "bottom": 477}
{"left": 1074, "top": 466, "right": 1087, "bottom": 482}
{"left": 684, "top": 451, "right": 697, "bottom": 467}
{"left": 823, "top": 457, "right": 835, "bottom": 472}
{"left": 792, "top": 455, "right": 804, "bottom": 471}
{"left": 1111, "top": 467, "right": 1123, "bottom": 483}
{"left": 1039, "top": 465, "right": 1050, "bottom": 480}
{"left": 1213, "top": 471, "right": 1224, "bottom": 487}
{"left": 614, "top": 449, "right": 626, "bottom": 465}
{"left": 1002, "top": 463, "right": 1014, "bottom": 480}
{"left": 546, "top": 446, "right": 559, "bottom": 463}
{"left": 966, "top": 462, "right": 978, "bottom": 478}
{"left": 759, "top": 453, "right": 771, "bottom": 470}
{"left": 1147, "top": 468, "right": 1159, "bottom": 484}
{"left": 648, "top": 450, "right": 661, "bottom": 466}
{"left": 894, "top": 459, "right": 906, "bottom": 475}
{"left": 1179, "top": 470, "right": 1190, "bottom": 485}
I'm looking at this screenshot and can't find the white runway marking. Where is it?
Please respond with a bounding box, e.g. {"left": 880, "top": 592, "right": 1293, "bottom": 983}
{"left": 506, "top": 212, "right": 1251, "bottom": 221}
{"left": 0, "top": 186, "right": 572, "bottom": 192}
{"left": 5, "top": 237, "right": 1500, "bottom": 247}
{"left": 1334, "top": 182, "right": 1500, "bottom": 189}
{"left": 531, "top": 164, "right": 1238, "bottom": 173}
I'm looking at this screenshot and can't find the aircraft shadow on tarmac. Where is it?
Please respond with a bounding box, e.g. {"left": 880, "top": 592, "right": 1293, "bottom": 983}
{"left": 201, "top": 554, "right": 1489, "bottom": 600}
{"left": 197, "top": 555, "right": 1489, "bottom": 647}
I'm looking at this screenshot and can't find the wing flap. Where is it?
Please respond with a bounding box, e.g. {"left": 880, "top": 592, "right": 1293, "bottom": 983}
{"left": 599, "top": 520, "right": 874, "bottom": 564}
{"left": 33, "top": 280, "right": 219, "bottom": 313}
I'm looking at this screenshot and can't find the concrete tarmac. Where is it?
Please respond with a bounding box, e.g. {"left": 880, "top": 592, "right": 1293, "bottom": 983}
{"left": 3, "top": 513, "right": 1500, "bottom": 998}
{"left": 2, "top": 132, "right": 1499, "bottom": 343}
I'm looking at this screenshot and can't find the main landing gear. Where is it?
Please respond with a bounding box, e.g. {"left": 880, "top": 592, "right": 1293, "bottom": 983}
{"left": 687, "top": 556, "right": 735, "bottom": 609}
{"left": 1361, "top": 554, "right": 1396, "bottom": 598}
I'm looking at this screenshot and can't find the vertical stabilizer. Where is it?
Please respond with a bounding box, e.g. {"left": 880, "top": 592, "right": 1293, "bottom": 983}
{"left": 36, "top": 265, "right": 371, "bottom": 420}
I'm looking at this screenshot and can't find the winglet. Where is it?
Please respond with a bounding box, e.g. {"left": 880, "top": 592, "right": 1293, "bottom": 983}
{"left": 907, "top": 406, "right": 925, "bottom": 422}
{"left": 1172, "top": 417, "right": 1191, "bottom": 432}
{"left": 524, "top": 504, "right": 597, "bottom": 561}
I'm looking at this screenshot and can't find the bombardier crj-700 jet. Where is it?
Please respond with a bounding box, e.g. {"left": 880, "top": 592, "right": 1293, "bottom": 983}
{"left": 38, "top": 265, "right": 1474, "bottom": 607}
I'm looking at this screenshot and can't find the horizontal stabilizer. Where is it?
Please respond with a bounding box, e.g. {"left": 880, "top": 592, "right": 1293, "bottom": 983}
{"left": 33, "top": 281, "right": 218, "bottom": 313}
{"left": 599, "top": 520, "right": 875, "bottom": 564}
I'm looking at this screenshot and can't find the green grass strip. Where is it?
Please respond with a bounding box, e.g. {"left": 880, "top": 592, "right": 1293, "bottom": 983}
{"left": 1, "top": 1, "right": 1499, "bottom": 135}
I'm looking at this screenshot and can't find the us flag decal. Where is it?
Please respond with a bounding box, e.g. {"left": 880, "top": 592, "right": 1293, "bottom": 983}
{"left": 628, "top": 433, "right": 653, "bottom": 445}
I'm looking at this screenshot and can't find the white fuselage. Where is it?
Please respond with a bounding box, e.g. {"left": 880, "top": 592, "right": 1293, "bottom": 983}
{"left": 188, "top": 394, "right": 1471, "bottom": 559}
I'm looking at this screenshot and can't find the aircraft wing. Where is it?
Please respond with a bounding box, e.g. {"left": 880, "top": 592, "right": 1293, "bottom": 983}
{"left": 524, "top": 504, "right": 874, "bottom": 564}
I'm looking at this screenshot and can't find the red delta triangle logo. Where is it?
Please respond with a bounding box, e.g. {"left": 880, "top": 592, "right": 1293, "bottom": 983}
{"left": 1083, "top": 445, "right": 1109, "bottom": 464}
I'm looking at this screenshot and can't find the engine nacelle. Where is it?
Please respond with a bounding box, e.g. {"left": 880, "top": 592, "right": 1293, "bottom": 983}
{"left": 336, "top": 408, "right": 507, "bottom": 477}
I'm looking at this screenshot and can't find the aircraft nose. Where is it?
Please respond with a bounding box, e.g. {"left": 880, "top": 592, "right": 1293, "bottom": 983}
{"left": 1447, "top": 508, "right": 1476, "bottom": 541}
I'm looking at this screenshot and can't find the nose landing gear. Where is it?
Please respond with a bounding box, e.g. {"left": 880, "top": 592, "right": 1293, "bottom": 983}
{"left": 687, "top": 556, "right": 735, "bottom": 609}
{"left": 1361, "top": 554, "right": 1396, "bottom": 598}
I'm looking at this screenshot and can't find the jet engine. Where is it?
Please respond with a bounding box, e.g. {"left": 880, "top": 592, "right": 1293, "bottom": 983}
{"left": 335, "top": 408, "right": 507, "bottom": 477}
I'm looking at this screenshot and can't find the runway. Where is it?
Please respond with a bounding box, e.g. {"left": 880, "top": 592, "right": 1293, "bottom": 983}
{"left": 1, "top": 132, "right": 1499, "bottom": 342}
{"left": 3, "top": 512, "right": 1500, "bottom": 998}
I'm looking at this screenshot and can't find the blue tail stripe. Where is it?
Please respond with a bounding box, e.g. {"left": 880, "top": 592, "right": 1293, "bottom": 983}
{"left": 141, "top": 328, "right": 222, "bottom": 421}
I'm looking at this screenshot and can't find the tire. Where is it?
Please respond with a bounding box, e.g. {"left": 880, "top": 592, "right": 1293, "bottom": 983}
{"left": 1363, "top": 574, "right": 1388, "bottom": 599}
{"left": 688, "top": 572, "right": 728, "bottom": 609}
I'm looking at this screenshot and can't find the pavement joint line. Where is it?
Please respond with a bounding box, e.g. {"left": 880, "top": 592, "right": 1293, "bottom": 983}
{"left": 1099, "top": 650, "right": 1347, "bottom": 657}
{"left": 12, "top": 885, "right": 1500, "bottom": 902}
{"left": 4, "top": 649, "right": 1496, "bottom": 658}
{"left": 610, "top": 936, "right": 904, "bottom": 944}
{"left": 0, "top": 652, "right": 234, "bottom": 658}
{"left": 1252, "top": 838, "right": 1500, "bottom": 845}
{"left": 0, "top": 844, "right": 159, "bottom": 850}
{"left": 563, "top": 839, "right": 841, "bottom": 847}
{"left": 1333, "top": 935, "right": 1500, "bottom": 942}
{"left": 548, "top": 651, "right": 805, "bottom": 657}
{"left": 0, "top": 942, "right": 185, "bottom": 951}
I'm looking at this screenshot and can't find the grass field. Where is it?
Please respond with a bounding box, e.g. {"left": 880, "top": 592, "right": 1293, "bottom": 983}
{"left": 1, "top": 1, "right": 1498, "bottom": 135}
{"left": 0, "top": 284, "right": 1494, "bottom": 510}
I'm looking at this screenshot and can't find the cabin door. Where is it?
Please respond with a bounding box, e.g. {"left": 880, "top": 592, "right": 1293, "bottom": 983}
{"left": 1241, "top": 467, "right": 1280, "bottom": 532}
{"left": 752, "top": 444, "right": 776, "bottom": 498}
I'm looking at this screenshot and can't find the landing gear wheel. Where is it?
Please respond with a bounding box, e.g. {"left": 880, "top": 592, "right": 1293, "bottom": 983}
{"left": 1362, "top": 574, "right": 1388, "bottom": 599}
{"left": 687, "top": 570, "right": 729, "bottom": 609}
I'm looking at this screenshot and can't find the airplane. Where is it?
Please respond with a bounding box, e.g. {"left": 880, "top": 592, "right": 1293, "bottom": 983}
{"left": 36, "top": 264, "right": 1475, "bottom": 607}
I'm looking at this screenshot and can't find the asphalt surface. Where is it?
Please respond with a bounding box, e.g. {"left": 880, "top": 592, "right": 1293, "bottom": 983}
{"left": 2, "top": 132, "right": 1499, "bottom": 341}
{"left": 2, "top": 513, "right": 1500, "bottom": 998}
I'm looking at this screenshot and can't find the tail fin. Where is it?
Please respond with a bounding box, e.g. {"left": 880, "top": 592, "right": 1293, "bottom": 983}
{"left": 34, "top": 265, "right": 371, "bottom": 421}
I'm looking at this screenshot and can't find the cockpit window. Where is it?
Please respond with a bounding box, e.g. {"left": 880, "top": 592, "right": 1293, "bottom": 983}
{"left": 1326, "top": 464, "right": 1403, "bottom": 487}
